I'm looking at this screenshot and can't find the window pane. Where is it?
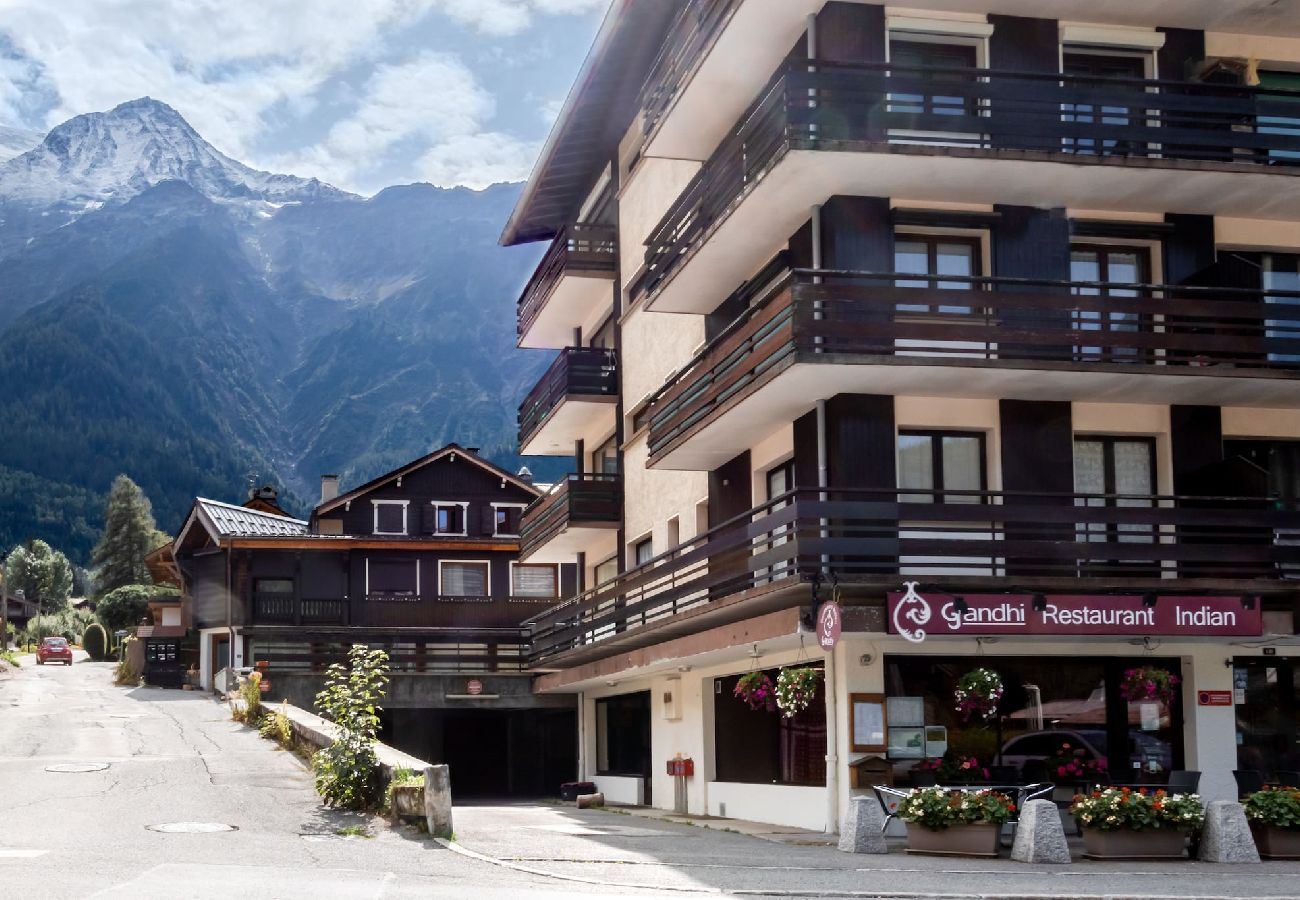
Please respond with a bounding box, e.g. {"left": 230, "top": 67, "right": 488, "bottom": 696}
{"left": 254, "top": 578, "right": 293, "bottom": 594}
{"left": 941, "top": 435, "right": 983, "bottom": 501}
{"left": 898, "top": 434, "right": 934, "bottom": 502}
{"left": 895, "top": 241, "right": 929, "bottom": 276}
{"left": 512, "top": 564, "right": 557, "bottom": 597}
{"left": 635, "top": 539, "right": 654, "bottom": 566}
{"left": 1113, "top": 441, "right": 1153, "bottom": 495}
{"left": 442, "top": 562, "right": 487, "bottom": 596}
{"left": 594, "top": 557, "right": 618, "bottom": 586}
{"left": 1074, "top": 441, "right": 1106, "bottom": 494}
{"left": 369, "top": 560, "right": 417, "bottom": 595}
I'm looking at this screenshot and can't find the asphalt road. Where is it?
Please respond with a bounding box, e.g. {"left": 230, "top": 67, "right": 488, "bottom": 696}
{"left": 0, "top": 657, "right": 648, "bottom": 900}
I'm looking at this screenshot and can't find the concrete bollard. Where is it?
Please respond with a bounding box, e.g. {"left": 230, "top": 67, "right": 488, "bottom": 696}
{"left": 576, "top": 792, "right": 605, "bottom": 809}
{"left": 1199, "top": 801, "right": 1260, "bottom": 863}
{"left": 424, "top": 765, "right": 453, "bottom": 839}
{"left": 838, "top": 796, "right": 888, "bottom": 854}
{"left": 1010, "top": 799, "right": 1072, "bottom": 864}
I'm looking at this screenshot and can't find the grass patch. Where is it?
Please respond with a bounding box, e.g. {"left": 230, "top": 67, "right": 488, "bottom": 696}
{"left": 335, "top": 825, "right": 372, "bottom": 838}
{"left": 1, "top": 651, "right": 20, "bottom": 668}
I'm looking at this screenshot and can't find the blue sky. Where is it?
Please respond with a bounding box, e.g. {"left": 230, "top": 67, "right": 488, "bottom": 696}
{"left": 0, "top": 0, "right": 608, "bottom": 194}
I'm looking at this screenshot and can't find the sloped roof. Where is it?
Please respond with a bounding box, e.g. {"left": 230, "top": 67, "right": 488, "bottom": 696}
{"left": 195, "top": 498, "right": 308, "bottom": 539}
{"left": 314, "top": 443, "right": 540, "bottom": 517}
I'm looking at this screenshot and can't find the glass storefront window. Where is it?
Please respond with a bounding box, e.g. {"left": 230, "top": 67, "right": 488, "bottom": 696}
{"left": 885, "top": 655, "right": 1183, "bottom": 785}
{"left": 714, "top": 669, "right": 826, "bottom": 786}
{"left": 1234, "top": 658, "right": 1300, "bottom": 781}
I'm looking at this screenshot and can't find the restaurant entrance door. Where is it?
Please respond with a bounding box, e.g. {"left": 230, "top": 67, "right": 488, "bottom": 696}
{"left": 1234, "top": 657, "right": 1300, "bottom": 782}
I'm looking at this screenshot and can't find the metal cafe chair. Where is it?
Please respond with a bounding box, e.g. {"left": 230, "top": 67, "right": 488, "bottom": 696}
{"left": 1233, "top": 769, "right": 1265, "bottom": 798}
{"left": 1166, "top": 770, "right": 1201, "bottom": 793}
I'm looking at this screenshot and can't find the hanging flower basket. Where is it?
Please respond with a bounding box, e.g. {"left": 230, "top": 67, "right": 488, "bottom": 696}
{"left": 954, "top": 668, "right": 1003, "bottom": 722}
{"left": 775, "top": 666, "right": 822, "bottom": 718}
{"left": 733, "top": 671, "right": 777, "bottom": 712}
{"left": 1119, "top": 666, "right": 1179, "bottom": 707}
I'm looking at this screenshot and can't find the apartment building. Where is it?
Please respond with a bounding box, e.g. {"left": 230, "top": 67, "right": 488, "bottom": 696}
{"left": 504, "top": 0, "right": 1300, "bottom": 831}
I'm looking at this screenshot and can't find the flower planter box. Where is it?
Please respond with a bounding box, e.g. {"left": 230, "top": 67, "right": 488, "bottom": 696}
{"left": 1082, "top": 828, "right": 1188, "bottom": 860}
{"left": 1251, "top": 823, "right": 1300, "bottom": 860}
{"left": 390, "top": 784, "right": 425, "bottom": 823}
{"left": 905, "top": 823, "right": 1000, "bottom": 857}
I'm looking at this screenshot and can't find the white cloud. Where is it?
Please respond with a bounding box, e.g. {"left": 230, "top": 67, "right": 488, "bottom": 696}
{"left": 416, "top": 132, "right": 541, "bottom": 188}
{"left": 0, "top": 0, "right": 605, "bottom": 189}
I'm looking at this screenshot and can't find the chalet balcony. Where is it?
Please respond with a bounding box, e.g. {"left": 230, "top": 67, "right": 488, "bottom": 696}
{"left": 517, "top": 224, "right": 617, "bottom": 349}
{"left": 525, "top": 488, "right": 1300, "bottom": 666}
{"left": 519, "top": 473, "right": 622, "bottom": 565}
{"left": 251, "top": 626, "right": 534, "bottom": 673}
{"left": 638, "top": 60, "right": 1300, "bottom": 314}
{"left": 251, "top": 592, "right": 557, "bottom": 631}
{"left": 647, "top": 270, "right": 1300, "bottom": 470}
{"left": 635, "top": 0, "right": 1300, "bottom": 164}
{"left": 251, "top": 593, "right": 347, "bottom": 626}
{"left": 518, "top": 347, "right": 619, "bottom": 456}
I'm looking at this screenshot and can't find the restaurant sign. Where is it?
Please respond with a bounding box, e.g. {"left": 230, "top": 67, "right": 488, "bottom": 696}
{"left": 888, "top": 582, "right": 1261, "bottom": 643}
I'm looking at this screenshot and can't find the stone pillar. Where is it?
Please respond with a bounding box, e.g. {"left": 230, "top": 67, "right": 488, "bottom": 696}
{"left": 1010, "top": 799, "right": 1071, "bottom": 864}
{"left": 425, "top": 764, "right": 453, "bottom": 839}
{"left": 1198, "top": 801, "right": 1260, "bottom": 863}
{"left": 837, "top": 796, "right": 887, "bottom": 854}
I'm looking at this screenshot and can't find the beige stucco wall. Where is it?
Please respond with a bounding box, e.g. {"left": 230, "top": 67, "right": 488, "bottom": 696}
{"left": 618, "top": 157, "right": 702, "bottom": 289}
{"left": 1221, "top": 407, "right": 1300, "bottom": 439}
{"left": 1216, "top": 217, "right": 1300, "bottom": 252}
{"left": 1205, "top": 32, "right": 1300, "bottom": 67}
{"left": 622, "top": 433, "right": 707, "bottom": 565}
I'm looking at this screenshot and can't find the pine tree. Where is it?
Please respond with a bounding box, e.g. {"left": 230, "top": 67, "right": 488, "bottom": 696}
{"left": 91, "top": 475, "right": 165, "bottom": 598}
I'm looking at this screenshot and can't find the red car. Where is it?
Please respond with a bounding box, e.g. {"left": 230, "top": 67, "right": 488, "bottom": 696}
{"left": 37, "top": 637, "right": 73, "bottom": 666}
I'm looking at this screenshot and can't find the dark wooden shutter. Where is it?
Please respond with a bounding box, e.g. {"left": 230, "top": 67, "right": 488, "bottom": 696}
{"left": 1164, "top": 215, "right": 1215, "bottom": 285}
{"left": 988, "top": 16, "right": 1059, "bottom": 150}
{"left": 816, "top": 2, "right": 885, "bottom": 63}
{"left": 1157, "top": 28, "right": 1205, "bottom": 82}
{"left": 824, "top": 393, "right": 897, "bottom": 574}
{"left": 481, "top": 505, "right": 496, "bottom": 537}
{"left": 994, "top": 205, "right": 1070, "bottom": 359}
{"left": 420, "top": 504, "right": 438, "bottom": 535}
{"left": 999, "top": 400, "right": 1074, "bottom": 576}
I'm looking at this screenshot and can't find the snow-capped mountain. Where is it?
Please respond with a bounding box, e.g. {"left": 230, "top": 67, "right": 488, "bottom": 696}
{"left": 0, "top": 98, "right": 349, "bottom": 209}
{"left": 0, "top": 98, "right": 550, "bottom": 563}
{"left": 0, "top": 125, "right": 42, "bottom": 163}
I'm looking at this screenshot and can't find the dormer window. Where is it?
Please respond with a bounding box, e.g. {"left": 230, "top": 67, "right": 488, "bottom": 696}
{"left": 372, "top": 499, "right": 409, "bottom": 535}
{"left": 430, "top": 501, "right": 469, "bottom": 536}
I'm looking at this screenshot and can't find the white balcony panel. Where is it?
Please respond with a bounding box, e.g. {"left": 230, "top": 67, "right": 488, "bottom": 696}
{"left": 646, "top": 147, "right": 1300, "bottom": 316}
{"left": 520, "top": 273, "right": 613, "bottom": 349}
{"left": 521, "top": 524, "right": 618, "bottom": 566}
{"left": 652, "top": 360, "right": 1300, "bottom": 472}
{"left": 519, "top": 397, "right": 617, "bottom": 457}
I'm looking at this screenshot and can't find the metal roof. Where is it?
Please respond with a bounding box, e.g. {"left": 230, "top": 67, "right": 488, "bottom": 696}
{"left": 500, "top": 0, "right": 679, "bottom": 246}
{"left": 195, "top": 498, "right": 308, "bottom": 538}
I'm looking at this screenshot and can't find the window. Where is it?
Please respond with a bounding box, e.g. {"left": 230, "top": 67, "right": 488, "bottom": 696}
{"left": 440, "top": 561, "right": 489, "bottom": 597}
{"left": 592, "top": 435, "right": 619, "bottom": 475}
{"left": 372, "top": 499, "right": 408, "bottom": 535}
{"left": 1074, "top": 436, "right": 1156, "bottom": 553}
{"left": 1061, "top": 50, "right": 1149, "bottom": 156}
{"left": 897, "top": 431, "right": 986, "bottom": 503}
{"left": 894, "top": 233, "right": 981, "bottom": 314}
{"left": 1258, "top": 71, "right": 1300, "bottom": 163}
{"left": 493, "top": 504, "right": 526, "bottom": 536}
{"left": 714, "top": 669, "right": 826, "bottom": 786}
{"left": 253, "top": 578, "right": 293, "bottom": 595}
{"left": 634, "top": 536, "right": 654, "bottom": 567}
{"left": 888, "top": 39, "right": 978, "bottom": 118}
{"left": 429, "top": 501, "right": 468, "bottom": 536}
{"left": 1263, "top": 254, "right": 1300, "bottom": 364}
{"left": 1070, "top": 244, "right": 1151, "bottom": 362}
{"left": 367, "top": 559, "right": 419, "bottom": 598}
{"left": 511, "top": 563, "right": 557, "bottom": 598}
{"left": 594, "top": 556, "right": 618, "bottom": 586}
{"left": 596, "top": 692, "right": 651, "bottom": 776}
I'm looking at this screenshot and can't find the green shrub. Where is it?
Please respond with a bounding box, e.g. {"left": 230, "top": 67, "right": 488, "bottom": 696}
{"left": 1245, "top": 787, "right": 1300, "bottom": 831}
{"left": 82, "top": 623, "right": 109, "bottom": 661}
{"left": 313, "top": 645, "right": 389, "bottom": 810}
{"left": 258, "top": 702, "right": 293, "bottom": 747}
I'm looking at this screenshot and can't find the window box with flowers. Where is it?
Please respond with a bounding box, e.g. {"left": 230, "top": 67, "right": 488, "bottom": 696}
{"left": 1244, "top": 787, "right": 1300, "bottom": 859}
{"left": 897, "top": 788, "right": 1016, "bottom": 857}
{"left": 1070, "top": 787, "right": 1203, "bottom": 859}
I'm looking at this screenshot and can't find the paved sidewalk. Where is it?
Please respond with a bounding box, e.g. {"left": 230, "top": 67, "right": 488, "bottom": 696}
{"left": 451, "top": 802, "right": 1300, "bottom": 898}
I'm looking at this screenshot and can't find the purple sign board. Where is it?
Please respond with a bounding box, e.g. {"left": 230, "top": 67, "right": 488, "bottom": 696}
{"left": 887, "top": 583, "right": 1261, "bottom": 643}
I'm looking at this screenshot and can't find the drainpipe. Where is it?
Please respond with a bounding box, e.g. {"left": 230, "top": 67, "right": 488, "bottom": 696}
{"left": 225, "top": 545, "right": 234, "bottom": 688}
{"left": 818, "top": 398, "right": 839, "bottom": 834}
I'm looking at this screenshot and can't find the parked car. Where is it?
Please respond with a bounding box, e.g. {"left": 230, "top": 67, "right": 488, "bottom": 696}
{"left": 1001, "top": 728, "right": 1172, "bottom": 777}
{"left": 36, "top": 636, "right": 73, "bottom": 666}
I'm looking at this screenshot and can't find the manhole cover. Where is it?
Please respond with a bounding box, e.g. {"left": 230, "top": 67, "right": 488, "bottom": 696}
{"left": 146, "top": 823, "right": 238, "bottom": 834}
{"left": 45, "top": 763, "right": 109, "bottom": 773}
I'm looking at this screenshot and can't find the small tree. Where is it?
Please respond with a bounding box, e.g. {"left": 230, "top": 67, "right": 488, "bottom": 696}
{"left": 91, "top": 475, "right": 168, "bottom": 598}
{"left": 4, "top": 541, "right": 74, "bottom": 612}
{"left": 313, "top": 644, "right": 390, "bottom": 810}
{"left": 83, "top": 623, "right": 110, "bottom": 661}
{"left": 96, "top": 584, "right": 172, "bottom": 632}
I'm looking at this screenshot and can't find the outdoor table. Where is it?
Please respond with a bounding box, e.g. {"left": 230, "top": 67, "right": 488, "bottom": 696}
{"left": 872, "top": 782, "right": 1055, "bottom": 834}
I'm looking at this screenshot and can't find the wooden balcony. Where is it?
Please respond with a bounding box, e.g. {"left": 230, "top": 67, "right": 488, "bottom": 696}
{"left": 518, "top": 347, "right": 619, "bottom": 455}
{"left": 252, "top": 593, "right": 347, "bottom": 626}
{"left": 638, "top": 60, "right": 1300, "bottom": 313}
{"left": 525, "top": 488, "right": 1300, "bottom": 665}
{"left": 647, "top": 269, "right": 1300, "bottom": 469}
{"left": 251, "top": 592, "right": 553, "bottom": 630}
{"left": 252, "top": 627, "right": 534, "bottom": 674}
{"left": 519, "top": 473, "right": 622, "bottom": 564}
{"left": 517, "top": 224, "right": 617, "bottom": 349}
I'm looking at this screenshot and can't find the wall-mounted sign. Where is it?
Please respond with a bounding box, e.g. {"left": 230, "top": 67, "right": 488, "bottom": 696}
{"left": 816, "top": 601, "right": 842, "bottom": 650}
{"left": 1198, "top": 690, "right": 1233, "bottom": 707}
{"left": 887, "top": 582, "right": 1261, "bottom": 642}
{"left": 466, "top": 678, "right": 483, "bottom": 696}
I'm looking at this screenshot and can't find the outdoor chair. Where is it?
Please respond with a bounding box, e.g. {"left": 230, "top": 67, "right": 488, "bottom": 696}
{"left": 1166, "top": 770, "right": 1201, "bottom": 793}
{"left": 910, "top": 771, "right": 937, "bottom": 787}
{"left": 1233, "top": 769, "right": 1265, "bottom": 798}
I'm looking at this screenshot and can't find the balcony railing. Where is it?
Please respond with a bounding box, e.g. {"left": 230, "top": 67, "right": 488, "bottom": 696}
{"left": 517, "top": 224, "right": 617, "bottom": 341}
{"left": 525, "top": 488, "right": 1300, "bottom": 664}
{"left": 648, "top": 269, "right": 1300, "bottom": 458}
{"left": 641, "top": 60, "right": 1300, "bottom": 297}
{"left": 520, "top": 473, "right": 623, "bottom": 560}
{"left": 252, "top": 593, "right": 347, "bottom": 626}
{"left": 635, "top": 0, "right": 740, "bottom": 148}
{"left": 255, "top": 630, "right": 533, "bottom": 673}
{"left": 518, "top": 347, "right": 619, "bottom": 450}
